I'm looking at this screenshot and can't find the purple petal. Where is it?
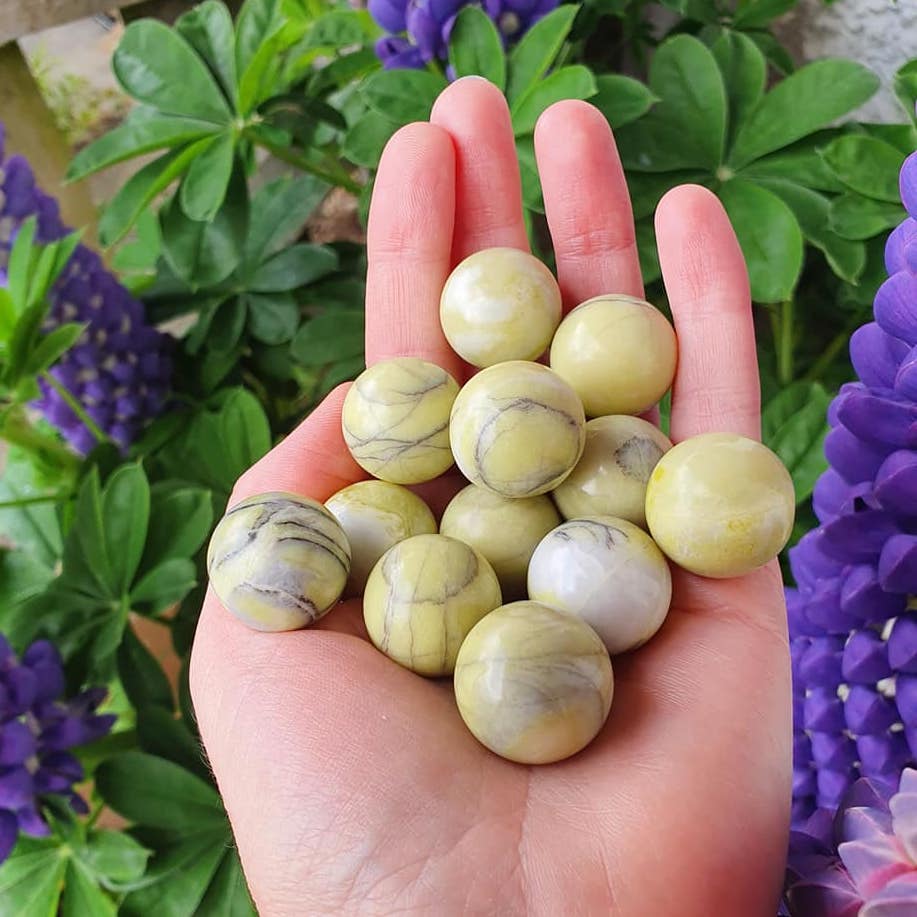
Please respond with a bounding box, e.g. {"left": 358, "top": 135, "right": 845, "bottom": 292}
{"left": 858, "top": 873, "right": 917, "bottom": 917}
{"left": 835, "top": 390, "right": 917, "bottom": 450}
{"left": 850, "top": 323, "right": 909, "bottom": 389}
{"left": 795, "top": 763, "right": 817, "bottom": 797}
{"left": 875, "top": 271, "right": 917, "bottom": 345}
{"left": 821, "top": 510, "right": 900, "bottom": 564}
{"left": 874, "top": 450, "right": 917, "bottom": 514}
{"left": 839, "top": 776, "right": 895, "bottom": 814}
{"left": 0, "top": 667, "right": 37, "bottom": 716}
{"left": 837, "top": 833, "right": 910, "bottom": 899}
{"left": 801, "top": 636, "right": 846, "bottom": 685}
{"left": 406, "top": 4, "right": 443, "bottom": 60}
{"left": 857, "top": 732, "right": 912, "bottom": 778}
{"left": 840, "top": 564, "right": 906, "bottom": 623}
{"left": 888, "top": 614, "right": 917, "bottom": 673}
{"left": 811, "top": 732, "right": 858, "bottom": 770}
{"left": 806, "top": 687, "right": 846, "bottom": 732}
{"left": 901, "top": 151, "right": 917, "bottom": 220}
{"left": 884, "top": 219, "right": 917, "bottom": 276}
{"left": 0, "top": 811, "right": 17, "bottom": 864}
{"left": 896, "top": 676, "right": 917, "bottom": 726}
{"left": 785, "top": 864, "right": 863, "bottom": 917}
{"left": 889, "top": 785, "right": 917, "bottom": 863}
{"left": 843, "top": 630, "right": 892, "bottom": 684}
{"left": 0, "top": 767, "right": 33, "bottom": 808}
{"left": 844, "top": 686, "right": 898, "bottom": 734}
{"left": 817, "top": 767, "right": 859, "bottom": 809}
{"left": 824, "top": 426, "right": 895, "bottom": 485}
{"left": 878, "top": 534, "right": 917, "bottom": 594}
{"left": 894, "top": 343, "right": 917, "bottom": 400}
{"left": 15, "top": 806, "right": 50, "bottom": 838}
{"left": 368, "top": 0, "right": 408, "bottom": 33}
{"left": 790, "top": 530, "right": 847, "bottom": 587}
{"left": 809, "top": 577, "right": 861, "bottom": 634}
{"left": 0, "top": 721, "right": 36, "bottom": 766}
{"left": 813, "top": 471, "right": 873, "bottom": 524}
{"left": 21, "top": 642, "right": 64, "bottom": 704}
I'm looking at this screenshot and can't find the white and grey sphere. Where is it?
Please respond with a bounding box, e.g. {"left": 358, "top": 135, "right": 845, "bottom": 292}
{"left": 439, "top": 247, "right": 562, "bottom": 367}
{"left": 527, "top": 516, "right": 672, "bottom": 655}
{"left": 325, "top": 480, "right": 436, "bottom": 594}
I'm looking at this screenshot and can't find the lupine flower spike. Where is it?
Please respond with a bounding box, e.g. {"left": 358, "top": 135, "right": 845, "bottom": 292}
{"left": 0, "top": 122, "right": 171, "bottom": 454}
{"left": 0, "top": 635, "right": 115, "bottom": 863}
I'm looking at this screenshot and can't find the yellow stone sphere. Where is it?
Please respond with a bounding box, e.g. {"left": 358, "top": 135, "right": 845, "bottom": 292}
{"left": 363, "top": 534, "right": 502, "bottom": 676}
{"left": 439, "top": 247, "right": 562, "bottom": 368}
{"left": 454, "top": 602, "right": 614, "bottom": 764}
{"left": 342, "top": 357, "right": 459, "bottom": 484}
{"left": 440, "top": 484, "right": 560, "bottom": 598}
{"left": 449, "top": 361, "right": 586, "bottom": 497}
{"left": 645, "top": 432, "right": 796, "bottom": 578}
{"left": 549, "top": 294, "right": 677, "bottom": 416}
{"left": 207, "top": 492, "right": 350, "bottom": 632}
{"left": 325, "top": 480, "right": 436, "bottom": 594}
{"left": 553, "top": 415, "right": 672, "bottom": 528}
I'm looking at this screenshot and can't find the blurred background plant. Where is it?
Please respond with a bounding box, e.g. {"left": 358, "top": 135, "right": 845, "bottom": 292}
{"left": 0, "top": 0, "right": 915, "bottom": 911}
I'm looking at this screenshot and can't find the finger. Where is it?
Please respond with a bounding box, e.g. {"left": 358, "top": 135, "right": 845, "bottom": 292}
{"left": 365, "top": 122, "right": 461, "bottom": 377}
{"left": 431, "top": 77, "right": 529, "bottom": 261}
{"left": 655, "top": 185, "right": 760, "bottom": 442}
{"left": 535, "top": 100, "right": 643, "bottom": 309}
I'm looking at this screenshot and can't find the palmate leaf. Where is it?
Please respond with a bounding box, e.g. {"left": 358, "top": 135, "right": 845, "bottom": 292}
{"left": 506, "top": 5, "right": 578, "bottom": 106}
{"left": 175, "top": 0, "right": 239, "bottom": 110}
{"left": 510, "top": 66, "right": 597, "bottom": 135}
{"left": 180, "top": 133, "right": 236, "bottom": 221}
{"left": 449, "top": 6, "right": 506, "bottom": 90}
{"left": 361, "top": 68, "right": 447, "bottom": 124}
{"left": 711, "top": 30, "right": 765, "bottom": 150}
{"left": 820, "top": 134, "right": 905, "bottom": 203}
{"left": 590, "top": 75, "right": 657, "bottom": 129}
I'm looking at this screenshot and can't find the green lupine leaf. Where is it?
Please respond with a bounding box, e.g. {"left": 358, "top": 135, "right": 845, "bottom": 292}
{"left": 719, "top": 178, "right": 804, "bottom": 302}
{"left": 511, "top": 65, "right": 597, "bottom": 135}
{"left": 180, "top": 133, "right": 235, "bottom": 221}
{"left": 235, "top": 0, "right": 282, "bottom": 77}
{"left": 23, "top": 323, "right": 86, "bottom": 375}
{"left": 361, "top": 68, "right": 446, "bottom": 123}
{"left": 291, "top": 310, "right": 364, "bottom": 366}
{"left": 248, "top": 243, "right": 338, "bottom": 292}
{"left": 342, "top": 111, "right": 400, "bottom": 168}
{"left": 506, "top": 5, "right": 578, "bottom": 105}
{"left": 829, "top": 194, "right": 904, "bottom": 241}
{"left": 67, "top": 107, "right": 218, "bottom": 182}
{"left": 83, "top": 830, "right": 152, "bottom": 888}
{"left": 246, "top": 293, "right": 300, "bottom": 344}
{"left": 894, "top": 58, "right": 917, "bottom": 122}
{"left": 101, "top": 463, "right": 151, "bottom": 594}
{"left": 142, "top": 483, "right": 214, "bottom": 572}
{"left": 821, "top": 134, "right": 905, "bottom": 203}
{"left": 738, "top": 133, "right": 845, "bottom": 193}
{"left": 62, "top": 860, "right": 116, "bottom": 917}
{"left": 0, "top": 845, "right": 67, "bottom": 917}
{"left": 729, "top": 59, "right": 880, "bottom": 169}
{"left": 195, "top": 851, "right": 256, "bottom": 916}
{"left": 711, "top": 30, "right": 765, "bottom": 151}
{"left": 449, "top": 6, "right": 506, "bottom": 89}
{"left": 113, "top": 20, "right": 232, "bottom": 123}
{"left": 590, "top": 74, "right": 657, "bottom": 129}
{"left": 732, "top": 0, "right": 796, "bottom": 28}
{"left": 117, "top": 625, "right": 174, "bottom": 711}
{"left": 130, "top": 557, "right": 198, "bottom": 610}
{"left": 175, "top": 0, "right": 238, "bottom": 109}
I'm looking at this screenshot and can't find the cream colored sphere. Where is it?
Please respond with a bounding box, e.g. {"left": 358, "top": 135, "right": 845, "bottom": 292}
{"left": 325, "top": 480, "right": 436, "bottom": 594}
{"left": 363, "top": 534, "right": 502, "bottom": 677}
{"left": 342, "top": 357, "right": 459, "bottom": 484}
{"left": 527, "top": 517, "right": 672, "bottom": 655}
{"left": 440, "top": 485, "right": 561, "bottom": 598}
{"left": 449, "top": 361, "right": 586, "bottom": 498}
{"left": 553, "top": 415, "right": 672, "bottom": 528}
{"left": 207, "top": 492, "right": 350, "bottom": 632}
{"left": 645, "top": 433, "right": 795, "bottom": 578}
{"left": 454, "top": 602, "right": 613, "bottom": 764}
{"left": 439, "top": 247, "right": 562, "bottom": 367}
{"left": 550, "top": 294, "right": 677, "bottom": 416}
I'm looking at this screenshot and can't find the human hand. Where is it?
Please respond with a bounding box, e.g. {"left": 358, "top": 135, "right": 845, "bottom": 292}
{"left": 191, "top": 77, "right": 791, "bottom": 916}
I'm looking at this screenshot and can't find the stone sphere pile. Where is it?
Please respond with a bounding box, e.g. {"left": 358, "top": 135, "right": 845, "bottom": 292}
{"left": 207, "top": 247, "right": 796, "bottom": 765}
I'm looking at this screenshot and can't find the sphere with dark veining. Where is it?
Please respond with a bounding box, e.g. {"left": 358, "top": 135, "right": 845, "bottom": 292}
{"left": 449, "top": 361, "right": 586, "bottom": 498}
{"left": 553, "top": 415, "right": 672, "bottom": 528}
{"left": 342, "top": 357, "right": 460, "bottom": 484}
{"left": 439, "top": 484, "right": 560, "bottom": 598}
{"left": 207, "top": 492, "right": 351, "bottom": 632}
{"left": 454, "top": 602, "right": 614, "bottom": 764}
{"left": 527, "top": 517, "right": 672, "bottom": 655}
{"left": 363, "top": 534, "right": 502, "bottom": 676}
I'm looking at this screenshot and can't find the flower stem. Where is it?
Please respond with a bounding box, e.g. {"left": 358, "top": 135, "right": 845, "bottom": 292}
{"left": 0, "top": 492, "right": 69, "bottom": 509}
{"left": 0, "top": 406, "right": 80, "bottom": 473}
{"left": 778, "top": 299, "right": 795, "bottom": 386}
{"left": 252, "top": 137, "right": 362, "bottom": 194}
{"left": 41, "top": 371, "right": 109, "bottom": 445}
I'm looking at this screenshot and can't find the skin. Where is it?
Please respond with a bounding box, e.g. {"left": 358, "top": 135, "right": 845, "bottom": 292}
{"left": 191, "top": 80, "right": 791, "bottom": 916}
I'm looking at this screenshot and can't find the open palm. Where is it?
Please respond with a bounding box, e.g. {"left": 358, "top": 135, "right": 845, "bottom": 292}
{"left": 191, "top": 78, "right": 791, "bottom": 916}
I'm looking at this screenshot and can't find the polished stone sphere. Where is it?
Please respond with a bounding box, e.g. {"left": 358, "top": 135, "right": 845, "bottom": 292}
{"left": 439, "top": 484, "right": 560, "bottom": 598}
{"left": 645, "top": 432, "right": 796, "bottom": 578}
{"left": 342, "top": 357, "right": 459, "bottom": 484}
{"left": 553, "top": 415, "right": 672, "bottom": 528}
{"left": 363, "top": 534, "right": 502, "bottom": 676}
{"left": 527, "top": 517, "right": 672, "bottom": 655}
{"left": 550, "top": 294, "right": 677, "bottom": 416}
{"left": 454, "top": 601, "right": 614, "bottom": 764}
{"left": 207, "top": 492, "right": 350, "bottom": 632}
{"left": 440, "top": 247, "right": 562, "bottom": 367}
{"left": 325, "top": 480, "right": 436, "bottom": 594}
{"left": 449, "top": 361, "right": 586, "bottom": 498}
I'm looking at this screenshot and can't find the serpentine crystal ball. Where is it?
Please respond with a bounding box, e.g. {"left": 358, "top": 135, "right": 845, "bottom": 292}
{"left": 449, "top": 361, "right": 586, "bottom": 497}
{"left": 325, "top": 480, "right": 436, "bottom": 593}
{"left": 363, "top": 534, "right": 502, "bottom": 676}
{"left": 553, "top": 415, "right": 672, "bottom": 528}
{"left": 342, "top": 357, "right": 459, "bottom": 484}
{"left": 645, "top": 432, "right": 796, "bottom": 578}
{"left": 527, "top": 517, "right": 672, "bottom": 655}
{"left": 550, "top": 294, "right": 678, "bottom": 416}
{"left": 440, "top": 484, "right": 561, "bottom": 599}
{"left": 207, "top": 492, "right": 351, "bottom": 632}
{"left": 439, "top": 247, "right": 562, "bottom": 367}
{"left": 454, "top": 602, "right": 614, "bottom": 765}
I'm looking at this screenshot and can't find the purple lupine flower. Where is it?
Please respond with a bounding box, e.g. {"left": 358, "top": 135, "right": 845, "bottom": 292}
{"left": 370, "top": 0, "right": 559, "bottom": 70}
{"left": 0, "top": 635, "right": 115, "bottom": 863}
{"left": 784, "top": 768, "right": 917, "bottom": 915}
{"left": 788, "top": 149, "right": 917, "bottom": 829}
{"left": 0, "top": 122, "right": 172, "bottom": 454}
